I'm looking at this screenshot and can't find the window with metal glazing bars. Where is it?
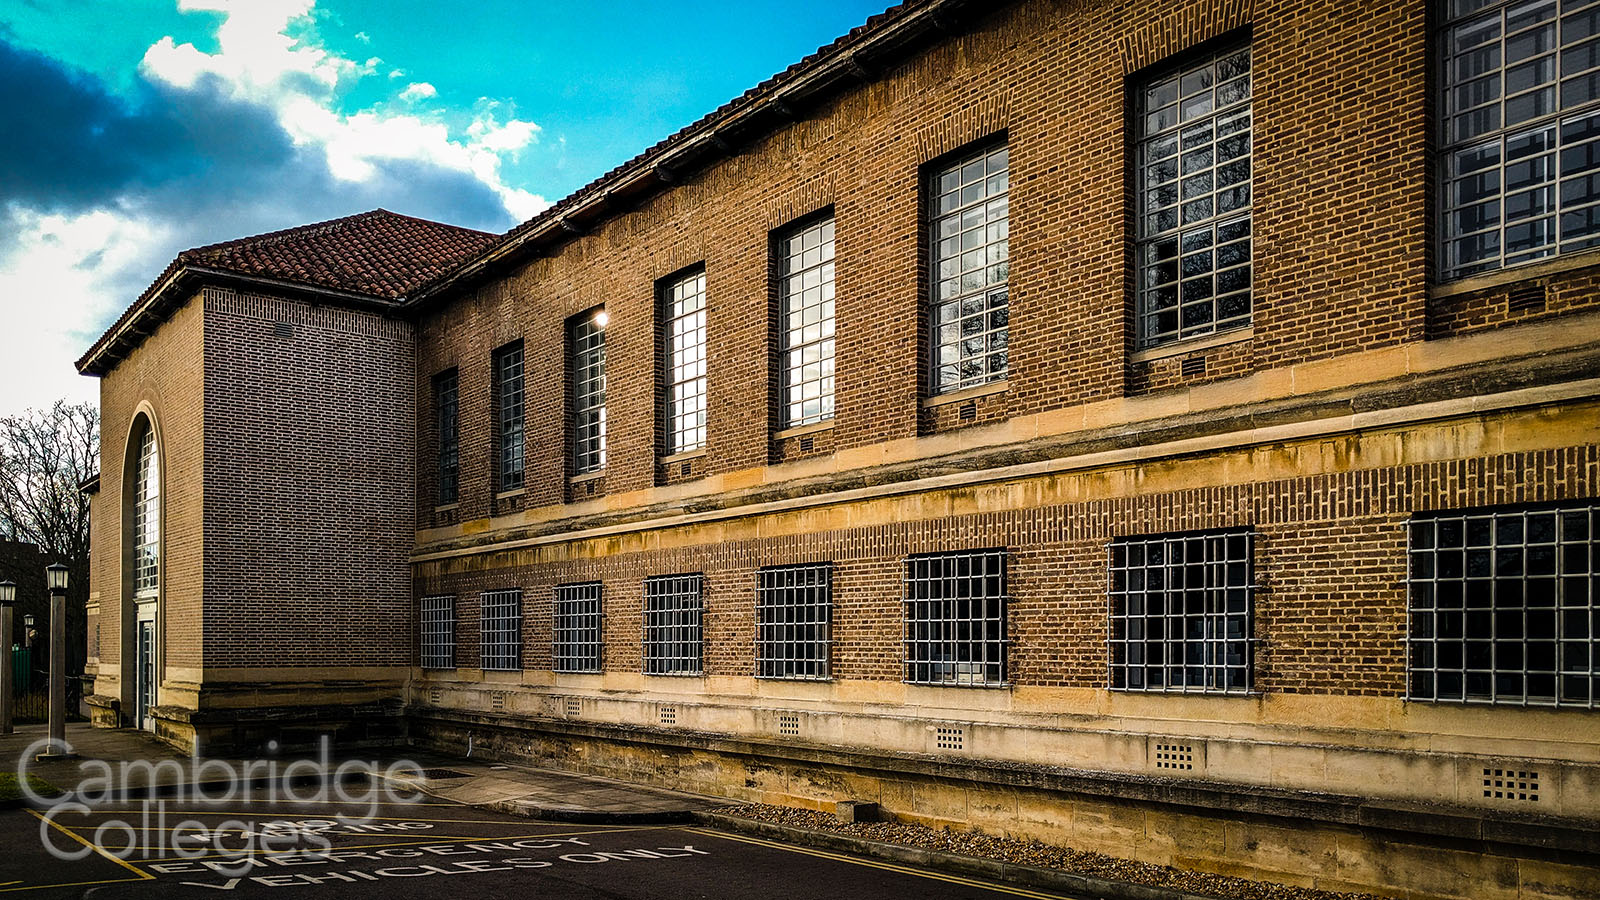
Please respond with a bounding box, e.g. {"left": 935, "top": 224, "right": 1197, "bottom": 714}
{"left": 778, "top": 216, "right": 836, "bottom": 427}
{"left": 1439, "top": 0, "right": 1600, "bottom": 280}
{"left": 553, "top": 582, "right": 603, "bottom": 673}
{"left": 571, "top": 309, "right": 607, "bottom": 475}
{"left": 479, "top": 589, "right": 522, "bottom": 671}
{"left": 133, "top": 424, "right": 160, "bottom": 596}
{"left": 1108, "top": 530, "right": 1255, "bottom": 694}
{"left": 420, "top": 595, "right": 455, "bottom": 670}
{"left": 1135, "top": 41, "right": 1252, "bottom": 348}
{"left": 643, "top": 574, "right": 703, "bottom": 675}
{"left": 929, "top": 142, "right": 1009, "bottom": 394}
{"left": 1408, "top": 502, "right": 1599, "bottom": 708}
{"left": 663, "top": 271, "right": 708, "bottom": 454}
{"left": 435, "top": 369, "right": 459, "bottom": 504}
{"left": 757, "top": 564, "right": 832, "bottom": 679}
{"left": 493, "top": 343, "right": 524, "bottom": 490}
{"left": 904, "top": 550, "right": 1008, "bottom": 686}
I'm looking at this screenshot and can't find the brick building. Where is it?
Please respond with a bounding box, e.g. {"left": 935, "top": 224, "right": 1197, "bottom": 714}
{"left": 78, "top": 0, "right": 1600, "bottom": 896}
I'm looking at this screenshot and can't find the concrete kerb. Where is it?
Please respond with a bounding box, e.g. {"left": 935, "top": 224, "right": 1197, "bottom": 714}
{"left": 691, "top": 812, "right": 1231, "bottom": 900}
{"left": 491, "top": 797, "right": 700, "bottom": 825}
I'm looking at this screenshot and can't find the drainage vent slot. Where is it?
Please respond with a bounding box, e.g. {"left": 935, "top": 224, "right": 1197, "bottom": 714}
{"left": 1154, "top": 742, "right": 1196, "bottom": 771}
{"left": 935, "top": 726, "right": 964, "bottom": 751}
{"left": 778, "top": 713, "right": 800, "bottom": 737}
{"left": 1483, "top": 767, "right": 1539, "bottom": 802}
{"left": 415, "top": 768, "right": 469, "bottom": 780}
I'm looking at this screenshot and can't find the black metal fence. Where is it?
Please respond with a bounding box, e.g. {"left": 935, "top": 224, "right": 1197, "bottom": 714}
{"left": 7, "top": 648, "right": 86, "bottom": 723}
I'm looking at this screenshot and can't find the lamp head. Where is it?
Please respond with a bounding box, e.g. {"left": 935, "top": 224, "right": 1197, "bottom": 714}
{"left": 45, "top": 563, "right": 69, "bottom": 593}
{"left": 0, "top": 580, "right": 14, "bottom": 606}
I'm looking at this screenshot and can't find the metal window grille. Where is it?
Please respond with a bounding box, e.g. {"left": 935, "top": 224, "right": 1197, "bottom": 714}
{"left": 779, "top": 217, "right": 836, "bottom": 427}
{"left": 1136, "top": 42, "right": 1253, "bottom": 348}
{"left": 1407, "top": 502, "right": 1598, "bottom": 708}
{"left": 643, "top": 574, "right": 703, "bottom": 675}
{"left": 1440, "top": 0, "right": 1600, "bottom": 280}
{"left": 904, "top": 549, "right": 1008, "bottom": 686}
{"left": 420, "top": 595, "right": 456, "bottom": 670}
{"left": 757, "top": 563, "right": 832, "bottom": 680}
{"left": 663, "top": 271, "right": 708, "bottom": 454}
{"left": 479, "top": 589, "right": 523, "bottom": 671}
{"left": 1108, "top": 529, "right": 1255, "bottom": 694}
{"left": 571, "top": 309, "right": 608, "bottom": 475}
{"left": 494, "top": 343, "right": 525, "bottom": 490}
{"left": 133, "top": 424, "right": 160, "bottom": 596}
{"left": 553, "top": 582, "right": 604, "bottom": 673}
{"left": 929, "top": 142, "right": 1009, "bottom": 394}
{"left": 435, "top": 369, "right": 459, "bottom": 504}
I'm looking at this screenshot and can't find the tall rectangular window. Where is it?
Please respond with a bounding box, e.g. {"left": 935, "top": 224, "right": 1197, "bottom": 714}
{"left": 553, "top": 582, "right": 604, "bottom": 674}
{"left": 757, "top": 563, "right": 832, "bottom": 679}
{"left": 479, "top": 589, "right": 522, "bottom": 671}
{"left": 435, "top": 369, "right": 459, "bottom": 504}
{"left": 1109, "top": 530, "right": 1255, "bottom": 694}
{"left": 663, "top": 271, "right": 708, "bottom": 454}
{"left": 904, "top": 549, "right": 1008, "bottom": 686}
{"left": 493, "top": 343, "right": 525, "bottom": 491}
{"left": 1408, "top": 502, "right": 1597, "bottom": 708}
{"left": 929, "top": 142, "right": 1009, "bottom": 394}
{"left": 571, "top": 309, "right": 608, "bottom": 476}
{"left": 420, "top": 595, "right": 456, "bottom": 670}
{"left": 778, "top": 217, "right": 836, "bottom": 427}
{"left": 643, "top": 574, "right": 703, "bottom": 675}
{"left": 1136, "top": 42, "right": 1253, "bottom": 348}
{"left": 1441, "top": 0, "right": 1600, "bottom": 280}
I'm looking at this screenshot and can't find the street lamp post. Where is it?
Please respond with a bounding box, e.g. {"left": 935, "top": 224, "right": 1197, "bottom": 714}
{"left": 0, "top": 580, "right": 14, "bottom": 735}
{"left": 41, "top": 564, "right": 71, "bottom": 759}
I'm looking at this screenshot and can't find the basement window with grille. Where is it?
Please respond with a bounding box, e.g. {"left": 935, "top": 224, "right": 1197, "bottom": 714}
{"left": 1108, "top": 529, "right": 1255, "bottom": 694}
{"left": 553, "top": 582, "right": 603, "bottom": 674}
{"left": 757, "top": 563, "right": 833, "bottom": 680}
{"left": 479, "top": 589, "right": 523, "bottom": 672}
{"left": 1408, "top": 501, "right": 1599, "bottom": 708}
{"left": 904, "top": 549, "right": 1009, "bottom": 686}
{"left": 419, "top": 595, "right": 456, "bottom": 670}
{"left": 644, "top": 574, "right": 704, "bottom": 676}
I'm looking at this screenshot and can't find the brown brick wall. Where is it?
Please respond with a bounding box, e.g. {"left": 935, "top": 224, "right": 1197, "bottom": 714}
{"left": 93, "top": 293, "right": 206, "bottom": 674}
{"left": 416, "top": 444, "right": 1598, "bottom": 694}
{"left": 201, "top": 288, "right": 414, "bottom": 668}
{"left": 411, "top": 0, "right": 1460, "bottom": 526}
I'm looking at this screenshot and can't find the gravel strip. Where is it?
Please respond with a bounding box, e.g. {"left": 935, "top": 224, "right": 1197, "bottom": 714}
{"left": 714, "top": 803, "right": 1383, "bottom": 900}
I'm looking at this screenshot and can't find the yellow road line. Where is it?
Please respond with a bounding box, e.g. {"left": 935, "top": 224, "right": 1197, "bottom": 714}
{"left": 54, "top": 810, "right": 544, "bottom": 825}
{"left": 685, "top": 827, "right": 1068, "bottom": 900}
{"left": 133, "top": 825, "right": 658, "bottom": 863}
{"left": 0, "top": 876, "right": 150, "bottom": 894}
{"left": 22, "top": 808, "right": 156, "bottom": 888}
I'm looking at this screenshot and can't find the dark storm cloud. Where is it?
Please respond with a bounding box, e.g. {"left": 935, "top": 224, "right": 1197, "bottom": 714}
{"left": 0, "top": 37, "right": 516, "bottom": 234}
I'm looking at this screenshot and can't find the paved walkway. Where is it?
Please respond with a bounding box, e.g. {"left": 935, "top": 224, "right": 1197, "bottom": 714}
{"left": 1, "top": 723, "right": 719, "bottom": 822}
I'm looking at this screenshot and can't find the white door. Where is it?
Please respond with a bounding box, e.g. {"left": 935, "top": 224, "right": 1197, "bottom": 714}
{"left": 136, "top": 619, "right": 155, "bottom": 731}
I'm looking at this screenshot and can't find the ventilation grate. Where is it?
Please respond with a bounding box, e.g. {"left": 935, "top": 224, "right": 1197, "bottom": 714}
{"left": 491, "top": 692, "right": 506, "bottom": 712}
{"left": 680, "top": 461, "right": 693, "bottom": 477}
{"left": 1507, "top": 283, "right": 1546, "bottom": 314}
{"left": 1483, "top": 767, "right": 1539, "bottom": 802}
{"left": 1182, "top": 355, "right": 1207, "bottom": 377}
{"left": 959, "top": 401, "right": 977, "bottom": 421}
{"left": 798, "top": 435, "right": 815, "bottom": 453}
{"left": 659, "top": 705, "right": 677, "bottom": 725}
{"left": 273, "top": 321, "right": 294, "bottom": 338}
{"left": 1154, "top": 742, "right": 1196, "bottom": 771}
{"left": 428, "top": 688, "right": 442, "bottom": 704}
{"left": 565, "top": 697, "right": 582, "bottom": 717}
{"left": 778, "top": 713, "right": 800, "bottom": 737}
{"left": 585, "top": 480, "right": 597, "bottom": 495}
{"left": 935, "top": 726, "right": 964, "bottom": 751}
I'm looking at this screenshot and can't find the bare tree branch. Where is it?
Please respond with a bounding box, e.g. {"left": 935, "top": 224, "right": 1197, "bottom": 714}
{"left": 0, "top": 400, "right": 99, "bottom": 563}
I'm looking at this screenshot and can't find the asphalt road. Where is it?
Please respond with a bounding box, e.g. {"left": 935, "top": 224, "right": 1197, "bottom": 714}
{"left": 0, "top": 793, "right": 1075, "bottom": 899}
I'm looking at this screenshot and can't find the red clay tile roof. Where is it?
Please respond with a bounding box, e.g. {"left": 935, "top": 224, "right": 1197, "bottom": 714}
{"left": 179, "top": 208, "right": 496, "bottom": 300}
{"left": 78, "top": 209, "right": 496, "bottom": 374}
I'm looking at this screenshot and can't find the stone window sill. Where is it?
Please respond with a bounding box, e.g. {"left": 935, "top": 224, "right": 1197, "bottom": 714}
{"left": 1430, "top": 246, "right": 1600, "bottom": 298}
{"left": 1130, "top": 326, "right": 1253, "bottom": 364}
{"left": 774, "top": 420, "right": 836, "bottom": 440}
{"left": 922, "top": 379, "right": 1009, "bottom": 409}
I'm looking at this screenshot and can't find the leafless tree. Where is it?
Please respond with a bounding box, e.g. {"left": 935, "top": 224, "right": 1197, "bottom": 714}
{"left": 0, "top": 400, "right": 99, "bottom": 563}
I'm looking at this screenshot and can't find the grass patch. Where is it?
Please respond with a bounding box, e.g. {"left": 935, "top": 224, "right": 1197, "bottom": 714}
{"left": 0, "top": 772, "right": 60, "bottom": 802}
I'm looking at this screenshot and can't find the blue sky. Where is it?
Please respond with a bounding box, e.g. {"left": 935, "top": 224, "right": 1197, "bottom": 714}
{"left": 0, "top": 0, "right": 888, "bottom": 415}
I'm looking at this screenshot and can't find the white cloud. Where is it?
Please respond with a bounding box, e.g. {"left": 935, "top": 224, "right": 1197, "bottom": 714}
{"left": 139, "top": 0, "right": 546, "bottom": 230}
{"left": 0, "top": 208, "right": 173, "bottom": 415}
